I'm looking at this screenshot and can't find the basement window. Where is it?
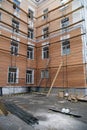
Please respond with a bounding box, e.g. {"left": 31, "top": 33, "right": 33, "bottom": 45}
{"left": 27, "top": 46, "right": 34, "bottom": 59}
{"left": 62, "top": 40, "right": 70, "bottom": 55}
{"left": 28, "top": 9, "right": 34, "bottom": 20}
{"left": 61, "top": 17, "right": 69, "bottom": 28}
{"left": 41, "top": 70, "right": 49, "bottom": 79}
{"left": 42, "top": 27, "right": 49, "bottom": 39}
{"left": 26, "top": 70, "right": 34, "bottom": 84}
{"left": 12, "top": 19, "right": 19, "bottom": 33}
{"left": 28, "top": 28, "right": 34, "bottom": 39}
{"left": 8, "top": 67, "right": 18, "bottom": 84}
{"left": 42, "top": 46, "right": 49, "bottom": 59}
{"left": 11, "top": 40, "right": 19, "bottom": 55}
{"left": 43, "top": 8, "right": 48, "bottom": 20}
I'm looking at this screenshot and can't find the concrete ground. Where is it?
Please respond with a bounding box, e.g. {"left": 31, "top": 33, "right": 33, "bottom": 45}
{"left": 0, "top": 93, "right": 87, "bottom": 130}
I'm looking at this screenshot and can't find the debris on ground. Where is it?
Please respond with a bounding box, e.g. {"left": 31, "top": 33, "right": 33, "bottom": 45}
{"left": 4, "top": 102, "right": 39, "bottom": 125}
{"left": 0, "top": 101, "right": 8, "bottom": 116}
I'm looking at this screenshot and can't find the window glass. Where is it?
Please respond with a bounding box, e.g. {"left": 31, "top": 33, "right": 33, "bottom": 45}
{"left": 11, "top": 40, "right": 18, "bottom": 55}
{"left": 27, "top": 46, "right": 34, "bottom": 59}
{"left": 43, "top": 27, "right": 49, "bottom": 39}
{"left": 12, "top": 19, "right": 19, "bottom": 33}
{"left": 61, "top": 17, "right": 69, "bottom": 28}
{"left": 43, "top": 8, "right": 48, "bottom": 19}
{"left": 26, "top": 70, "right": 34, "bottom": 84}
{"left": 42, "top": 46, "right": 49, "bottom": 59}
{"left": 28, "top": 28, "right": 34, "bottom": 39}
{"left": 41, "top": 70, "right": 49, "bottom": 78}
{"left": 13, "top": 0, "right": 20, "bottom": 12}
{"left": 28, "top": 9, "right": 34, "bottom": 20}
{"left": 8, "top": 67, "right": 17, "bottom": 83}
{"left": 62, "top": 40, "right": 70, "bottom": 55}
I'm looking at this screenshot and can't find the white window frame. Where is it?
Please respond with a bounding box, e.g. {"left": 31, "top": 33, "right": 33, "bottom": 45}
{"left": 42, "top": 8, "right": 48, "bottom": 20}
{"left": 28, "top": 8, "right": 34, "bottom": 20}
{"left": 10, "top": 40, "right": 19, "bottom": 55}
{"left": 13, "top": 0, "right": 21, "bottom": 17}
{"left": 12, "top": 19, "right": 20, "bottom": 33}
{"left": 28, "top": 20, "right": 34, "bottom": 28}
{"left": 0, "top": 0, "right": 2, "bottom": 7}
{"left": 42, "top": 45, "right": 49, "bottom": 59}
{"left": 61, "top": 40, "right": 70, "bottom": 55}
{"left": 8, "top": 67, "right": 19, "bottom": 84}
{"left": 26, "top": 69, "right": 34, "bottom": 84}
{"left": 27, "top": 46, "right": 34, "bottom": 59}
{"left": 28, "top": 6, "right": 35, "bottom": 17}
{"left": 61, "top": 17, "right": 69, "bottom": 28}
{"left": 28, "top": 28, "right": 34, "bottom": 39}
{"left": 42, "top": 27, "right": 49, "bottom": 39}
{"left": 41, "top": 70, "right": 49, "bottom": 79}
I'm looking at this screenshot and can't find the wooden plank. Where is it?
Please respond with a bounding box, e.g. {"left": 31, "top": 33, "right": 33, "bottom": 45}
{"left": 0, "top": 102, "right": 8, "bottom": 116}
{"left": 47, "top": 62, "right": 62, "bottom": 97}
{"left": 49, "top": 108, "right": 81, "bottom": 118}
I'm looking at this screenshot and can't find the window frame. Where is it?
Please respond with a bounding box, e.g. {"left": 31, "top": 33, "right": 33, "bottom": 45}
{"left": 26, "top": 69, "right": 34, "bottom": 84}
{"left": 61, "top": 17, "right": 69, "bottom": 28}
{"left": 10, "top": 40, "right": 19, "bottom": 55}
{"left": 41, "top": 70, "right": 49, "bottom": 79}
{"left": 27, "top": 46, "right": 34, "bottom": 59}
{"left": 13, "top": 0, "right": 20, "bottom": 13}
{"left": 8, "top": 67, "right": 18, "bottom": 84}
{"left": 42, "top": 45, "right": 49, "bottom": 59}
{"left": 61, "top": 40, "right": 70, "bottom": 55}
{"left": 42, "top": 27, "right": 49, "bottom": 39}
{"left": 28, "top": 9, "right": 34, "bottom": 20}
{"left": 28, "top": 28, "right": 34, "bottom": 39}
{"left": 42, "top": 8, "right": 48, "bottom": 20}
{"left": 12, "top": 19, "right": 20, "bottom": 33}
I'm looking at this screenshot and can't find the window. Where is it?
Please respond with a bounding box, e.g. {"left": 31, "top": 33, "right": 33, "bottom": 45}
{"left": 27, "top": 46, "right": 34, "bottom": 59}
{"left": 43, "top": 27, "right": 49, "bottom": 39}
{"left": 61, "top": 17, "right": 69, "bottom": 28}
{"left": 60, "top": 0, "right": 69, "bottom": 4}
{"left": 0, "top": 12, "right": 1, "bottom": 20}
{"left": 8, "top": 67, "right": 18, "bottom": 83}
{"left": 26, "top": 70, "right": 34, "bottom": 84}
{"left": 42, "top": 46, "right": 49, "bottom": 59}
{"left": 28, "top": 9, "right": 34, "bottom": 20}
{"left": 12, "top": 19, "right": 19, "bottom": 33}
{"left": 28, "top": 28, "right": 34, "bottom": 39}
{"left": 43, "top": 8, "right": 48, "bottom": 19}
{"left": 11, "top": 40, "right": 18, "bottom": 55}
{"left": 13, "top": 0, "right": 20, "bottom": 12}
{"left": 41, "top": 70, "right": 49, "bottom": 79}
{"left": 62, "top": 40, "right": 70, "bottom": 55}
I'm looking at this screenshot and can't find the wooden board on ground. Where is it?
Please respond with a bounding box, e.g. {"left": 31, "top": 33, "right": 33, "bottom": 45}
{"left": 0, "top": 101, "right": 8, "bottom": 116}
{"left": 77, "top": 95, "right": 87, "bottom": 102}
{"left": 49, "top": 108, "right": 81, "bottom": 118}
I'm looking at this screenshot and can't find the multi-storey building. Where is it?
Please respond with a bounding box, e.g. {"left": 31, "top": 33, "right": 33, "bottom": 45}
{"left": 0, "top": 0, "right": 87, "bottom": 95}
